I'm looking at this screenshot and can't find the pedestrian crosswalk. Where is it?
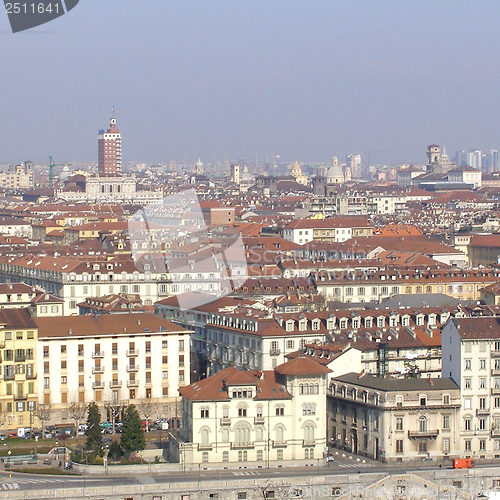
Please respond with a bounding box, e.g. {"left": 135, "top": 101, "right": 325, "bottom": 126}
{"left": 337, "top": 462, "right": 376, "bottom": 468}
{"left": 233, "top": 471, "right": 260, "bottom": 476}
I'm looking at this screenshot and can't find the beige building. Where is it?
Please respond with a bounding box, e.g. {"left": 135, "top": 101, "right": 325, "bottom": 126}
{"left": 35, "top": 313, "right": 192, "bottom": 423}
{"left": 172, "top": 357, "right": 330, "bottom": 466}
{"left": 442, "top": 317, "right": 500, "bottom": 460}
{"left": 314, "top": 268, "right": 498, "bottom": 303}
{"left": 328, "top": 373, "right": 460, "bottom": 463}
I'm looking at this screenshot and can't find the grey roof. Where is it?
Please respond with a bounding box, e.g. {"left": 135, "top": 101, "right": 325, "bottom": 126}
{"left": 332, "top": 372, "right": 459, "bottom": 392}
{"left": 379, "top": 293, "right": 465, "bottom": 309}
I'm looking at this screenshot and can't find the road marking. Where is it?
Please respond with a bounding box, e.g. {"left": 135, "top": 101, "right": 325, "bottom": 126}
{"left": 1, "top": 483, "right": 19, "bottom": 489}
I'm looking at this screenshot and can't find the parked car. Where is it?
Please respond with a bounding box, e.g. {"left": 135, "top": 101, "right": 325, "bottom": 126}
{"left": 0, "top": 434, "right": 6, "bottom": 440}
{"left": 7, "top": 433, "right": 17, "bottom": 438}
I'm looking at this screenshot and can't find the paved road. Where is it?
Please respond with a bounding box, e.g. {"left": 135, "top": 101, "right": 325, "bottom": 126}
{"left": 0, "top": 454, "right": 481, "bottom": 492}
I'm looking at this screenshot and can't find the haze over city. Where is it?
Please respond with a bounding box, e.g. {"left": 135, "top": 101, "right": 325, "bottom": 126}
{"left": 2, "top": 0, "right": 500, "bottom": 164}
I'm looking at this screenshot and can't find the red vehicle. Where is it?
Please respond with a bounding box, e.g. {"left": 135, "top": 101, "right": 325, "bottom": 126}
{"left": 452, "top": 458, "right": 474, "bottom": 469}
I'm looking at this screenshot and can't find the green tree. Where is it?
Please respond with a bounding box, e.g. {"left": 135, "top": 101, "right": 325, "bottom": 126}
{"left": 85, "top": 402, "right": 102, "bottom": 453}
{"left": 404, "top": 362, "right": 420, "bottom": 379}
{"left": 120, "top": 405, "right": 145, "bottom": 453}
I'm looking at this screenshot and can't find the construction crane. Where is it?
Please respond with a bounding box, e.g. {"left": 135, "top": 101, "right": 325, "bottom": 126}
{"left": 47, "top": 156, "right": 68, "bottom": 188}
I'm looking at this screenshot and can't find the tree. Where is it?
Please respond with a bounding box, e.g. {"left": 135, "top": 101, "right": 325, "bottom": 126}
{"left": 404, "top": 362, "right": 420, "bottom": 379}
{"left": 120, "top": 405, "right": 145, "bottom": 453}
{"left": 137, "top": 398, "right": 159, "bottom": 432}
{"left": 68, "top": 402, "right": 86, "bottom": 435}
{"left": 34, "top": 404, "right": 51, "bottom": 438}
{"left": 85, "top": 402, "right": 102, "bottom": 453}
{"left": 104, "top": 399, "right": 127, "bottom": 434}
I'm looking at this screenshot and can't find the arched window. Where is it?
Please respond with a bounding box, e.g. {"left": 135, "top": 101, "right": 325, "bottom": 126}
{"left": 275, "top": 424, "right": 285, "bottom": 444}
{"left": 234, "top": 423, "right": 251, "bottom": 445}
{"left": 303, "top": 421, "right": 315, "bottom": 443}
{"left": 200, "top": 427, "right": 210, "bottom": 445}
{"left": 255, "top": 427, "right": 264, "bottom": 441}
{"left": 419, "top": 416, "right": 427, "bottom": 432}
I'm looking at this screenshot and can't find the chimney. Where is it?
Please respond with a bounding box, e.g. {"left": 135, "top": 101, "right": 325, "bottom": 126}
{"left": 427, "top": 374, "right": 433, "bottom": 386}
{"left": 357, "top": 369, "right": 365, "bottom": 379}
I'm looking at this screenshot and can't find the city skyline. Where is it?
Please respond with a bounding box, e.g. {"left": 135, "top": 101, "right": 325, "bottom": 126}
{"left": 3, "top": 1, "right": 500, "bottom": 164}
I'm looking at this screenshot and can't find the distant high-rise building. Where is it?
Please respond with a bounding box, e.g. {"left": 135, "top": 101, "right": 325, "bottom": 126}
{"left": 231, "top": 164, "right": 240, "bottom": 184}
{"left": 98, "top": 116, "right": 122, "bottom": 177}
{"left": 490, "top": 150, "right": 499, "bottom": 172}
{"left": 346, "top": 154, "right": 362, "bottom": 178}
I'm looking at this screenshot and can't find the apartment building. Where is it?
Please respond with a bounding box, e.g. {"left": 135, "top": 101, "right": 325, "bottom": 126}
{"left": 0, "top": 309, "right": 38, "bottom": 429}
{"left": 282, "top": 217, "right": 373, "bottom": 245}
{"left": 35, "top": 313, "right": 192, "bottom": 423}
{"left": 442, "top": 317, "right": 500, "bottom": 460}
{"left": 328, "top": 373, "right": 460, "bottom": 463}
{"left": 313, "top": 269, "right": 498, "bottom": 303}
{"left": 172, "top": 357, "right": 329, "bottom": 465}
{"left": 0, "top": 255, "right": 223, "bottom": 314}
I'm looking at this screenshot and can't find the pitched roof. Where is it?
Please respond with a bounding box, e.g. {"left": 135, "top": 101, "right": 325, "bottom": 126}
{"left": 274, "top": 357, "right": 331, "bottom": 376}
{"left": 451, "top": 317, "right": 500, "bottom": 340}
{"left": 35, "top": 313, "right": 187, "bottom": 339}
{"left": 179, "top": 367, "right": 291, "bottom": 402}
{"left": 332, "top": 372, "right": 459, "bottom": 392}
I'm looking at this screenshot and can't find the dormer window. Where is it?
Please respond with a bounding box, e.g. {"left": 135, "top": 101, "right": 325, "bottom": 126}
{"left": 416, "top": 314, "right": 424, "bottom": 326}
{"left": 326, "top": 318, "right": 335, "bottom": 330}
{"left": 339, "top": 318, "right": 348, "bottom": 329}
{"left": 312, "top": 319, "right": 320, "bottom": 331}
{"left": 377, "top": 317, "right": 385, "bottom": 328}
{"left": 298, "top": 319, "right": 307, "bottom": 332}
{"left": 352, "top": 319, "right": 360, "bottom": 330}
{"left": 285, "top": 320, "right": 294, "bottom": 332}
{"left": 364, "top": 317, "right": 373, "bottom": 328}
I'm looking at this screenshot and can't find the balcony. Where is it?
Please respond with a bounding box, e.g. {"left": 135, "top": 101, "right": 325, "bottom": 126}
{"left": 491, "top": 388, "right": 500, "bottom": 396}
{"left": 92, "top": 366, "right": 105, "bottom": 374}
{"left": 127, "top": 379, "right": 139, "bottom": 388}
{"left": 476, "top": 408, "right": 490, "bottom": 416}
{"left": 14, "top": 394, "right": 26, "bottom": 401}
{"left": 492, "top": 429, "right": 500, "bottom": 438}
{"left": 254, "top": 417, "right": 265, "bottom": 425}
{"left": 3, "top": 373, "right": 14, "bottom": 381}
{"left": 91, "top": 351, "right": 104, "bottom": 359}
{"left": 408, "top": 429, "right": 439, "bottom": 439}
{"left": 231, "top": 442, "right": 254, "bottom": 449}
{"left": 126, "top": 365, "right": 139, "bottom": 373}
{"left": 492, "top": 369, "right": 500, "bottom": 376}
{"left": 269, "top": 348, "right": 281, "bottom": 356}
{"left": 272, "top": 441, "right": 287, "bottom": 448}
{"left": 198, "top": 443, "right": 213, "bottom": 451}
{"left": 14, "top": 355, "right": 26, "bottom": 362}
{"left": 109, "top": 380, "right": 122, "bottom": 388}
{"left": 220, "top": 417, "right": 231, "bottom": 426}
{"left": 26, "top": 373, "right": 37, "bottom": 380}
{"left": 492, "top": 350, "right": 500, "bottom": 358}
{"left": 92, "top": 381, "right": 105, "bottom": 390}
{"left": 127, "top": 350, "right": 139, "bottom": 357}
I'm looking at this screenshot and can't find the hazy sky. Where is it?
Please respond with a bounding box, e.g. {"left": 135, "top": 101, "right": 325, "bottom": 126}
{"left": 1, "top": 0, "right": 500, "bottom": 165}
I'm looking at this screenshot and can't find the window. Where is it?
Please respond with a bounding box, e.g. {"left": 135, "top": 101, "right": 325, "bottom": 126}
{"left": 395, "top": 417, "right": 403, "bottom": 431}
{"left": 396, "top": 440, "right": 403, "bottom": 453}
{"left": 238, "top": 408, "right": 247, "bottom": 417}
{"left": 465, "top": 440, "right": 471, "bottom": 451}
{"left": 420, "top": 396, "right": 427, "bottom": 406}
{"left": 465, "top": 378, "right": 471, "bottom": 389}
{"left": 179, "top": 339, "right": 184, "bottom": 351}
{"left": 202, "top": 452, "right": 209, "bottom": 463}
{"left": 464, "top": 418, "right": 471, "bottom": 431}
{"left": 443, "top": 415, "right": 450, "bottom": 430}
{"left": 480, "top": 359, "right": 486, "bottom": 370}
{"left": 201, "top": 408, "right": 209, "bottom": 419}
{"left": 465, "top": 359, "right": 471, "bottom": 370}
{"left": 442, "top": 438, "right": 450, "bottom": 453}
{"left": 480, "top": 418, "right": 486, "bottom": 430}
{"left": 480, "top": 398, "right": 486, "bottom": 410}
{"left": 418, "top": 441, "right": 427, "bottom": 453}
{"left": 419, "top": 417, "right": 427, "bottom": 432}
{"left": 222, "top": 451, "right": 229, "bottom": 462}
{"left": 275, "top": 405, "right": 284, "bottom": 416}
{"left": 443, "top": 395, "right": 450, "bottom": 405}
{"left": 480, "top": 439, "right": 486, "bottom": 451}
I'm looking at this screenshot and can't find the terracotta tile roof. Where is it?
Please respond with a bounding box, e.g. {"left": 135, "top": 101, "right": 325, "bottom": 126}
{"left": 0, "top": 308, "right": 37, "bottom": 329}
{"left": 35, "top": 313, "right": 188, "bottom": 339}
{"left": 452, "top": 317, "right": 500, "bottom": 339}
{"left": 179, "top": 367, "right": 291, "bottom": 402}
{"left": 274, "top": 357, "right": 331, "bottom": 376}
